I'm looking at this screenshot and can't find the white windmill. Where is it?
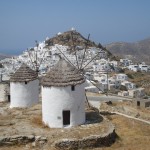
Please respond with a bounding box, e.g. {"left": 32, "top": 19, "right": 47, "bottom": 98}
{"left": 10, "top": 40, "right": 48, "bottom": 108}
{"left": 41, "top": 31, "right": 108, "bottom": 128}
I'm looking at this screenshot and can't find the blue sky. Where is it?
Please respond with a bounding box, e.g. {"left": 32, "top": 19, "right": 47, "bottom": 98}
{"left": 0, "top": 0, "right": 150, "bottom": 55}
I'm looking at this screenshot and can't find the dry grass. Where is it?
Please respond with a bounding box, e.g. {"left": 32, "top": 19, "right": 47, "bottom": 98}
{"left": 125, "top": 70, "right": 150, "bottom": 95}
{"left": 105, "top": 115, "right": 113, "bottom": 121}
{"left": 101, "top": 101, "right": 150, "bottom": 121}
{"left": 83, "top": 114, "right": 150, "bottom": 150}
{"left": 31, "top": 115, "right": 49, "bottom": 129}
{"left": 107, "top": 115, "right": 150, "bottom": 150}
{"left": 1, "top": 102, "right": 150, "bottom": 150}
{"left": 98, "top": 101, "right": 150, "bottom": 150}
{"left": 1, "top": 113, "right": 150, "bottom": 150}
{"left": 31, "top": 115, "right": 43, "bottom": 126}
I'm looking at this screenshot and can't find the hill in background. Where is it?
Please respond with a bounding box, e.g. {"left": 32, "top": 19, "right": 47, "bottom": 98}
{"left": 0, "top": 53, "right": 11, "bottom": 60}
{"left": 45, "top": 30, "right": 97, "bottom": 48}
{"left": 106, "top": 38, "right": 150, "bottom": 64}
{"left": 45, "top": 29, "right": 113, "bottom": 58}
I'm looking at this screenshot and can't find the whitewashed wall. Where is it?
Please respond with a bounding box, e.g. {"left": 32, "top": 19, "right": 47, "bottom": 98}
{"left": 10, "top": 79, "right": 39, "bottom": 108}
{"left": 42, "top": 84, "right": 85, "bottom": 128}
{"left": 0, "top": 83, "right": 9, "bottom": 102}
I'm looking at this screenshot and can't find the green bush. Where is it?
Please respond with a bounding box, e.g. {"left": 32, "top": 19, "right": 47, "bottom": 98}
{"left": 120, "top": 85, "right": 128, "bottom": 91}
{"left": 126, "top": 73, "right": 134, "bottom": 79}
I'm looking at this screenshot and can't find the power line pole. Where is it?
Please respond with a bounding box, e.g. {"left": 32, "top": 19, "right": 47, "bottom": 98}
{"left": 106, "top": 52, "right": 109, "bottom": 96}
{"left": 35, "top": 41, "right": 39, "bottom": 73}
{"left": 106, "top": 68, "right": 109, "bottom": 96}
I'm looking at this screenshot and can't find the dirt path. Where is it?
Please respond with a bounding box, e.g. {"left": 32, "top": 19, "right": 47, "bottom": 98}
{"left": 112, "top": 111, "right": 150, "bottom": 125}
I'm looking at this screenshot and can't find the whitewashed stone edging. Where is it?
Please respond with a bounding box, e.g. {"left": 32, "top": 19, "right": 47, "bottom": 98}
{"left": 54, "top": 125, "right": 116, "bottom": 150}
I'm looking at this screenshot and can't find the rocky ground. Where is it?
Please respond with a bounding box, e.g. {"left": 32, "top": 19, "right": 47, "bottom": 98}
{"left": 100, "top": 100, "right": 150, "bottom": 121}
{"left": 0, "top": 102, "right": 113, "bottom": 149}
{"left": 1, "top": 100, "right": 150, "bottom": 150}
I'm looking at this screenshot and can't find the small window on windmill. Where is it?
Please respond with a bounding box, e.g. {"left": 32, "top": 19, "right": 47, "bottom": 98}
{"left": 25, "top": 81, "right": 27, "bottom": 84}
{"left": 71, "top": 85, "right": 75, "bottom": 91}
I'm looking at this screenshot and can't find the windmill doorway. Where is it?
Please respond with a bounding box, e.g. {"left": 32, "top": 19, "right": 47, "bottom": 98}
{"left": 8, "top": 95, "right": 10, "bottom": 102}
{"left": 63, "top": 110, "right": 70, "bottom": 126}
{"left": 137, "top": 101, "right": 140, "bottom": 106}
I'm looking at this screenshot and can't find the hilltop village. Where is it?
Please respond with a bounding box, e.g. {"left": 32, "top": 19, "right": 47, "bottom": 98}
{"left": 0, "top": 28, "right": 150, "bottom": 149}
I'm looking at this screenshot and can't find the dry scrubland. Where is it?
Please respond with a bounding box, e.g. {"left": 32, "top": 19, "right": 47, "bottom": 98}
{"left": 0, "top": 102, "right": 112, "bottom": 150}
{"left": 125, "top": 70, "right": 150, "bottom": 96}
{"left": 95, "top": 114, "right": 150, "bottom": 150}
{"left": 98, "top": 101, "right": 150, "bottom": 150}
{"left": 0, "top": 101, "right": 150, "bottom": 150}
{"left": 100, "top": 101, "right": 150, "bottom": 121}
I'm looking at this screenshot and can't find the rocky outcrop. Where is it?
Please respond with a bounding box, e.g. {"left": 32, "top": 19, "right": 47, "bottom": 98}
{"left": 54, "top": 125, "right": 116, "bottom": 150}
{"left": 0, "top": 135, "right": 47, "bottom": 146}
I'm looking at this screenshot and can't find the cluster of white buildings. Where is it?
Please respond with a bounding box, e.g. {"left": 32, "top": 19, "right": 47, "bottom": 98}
{"left": 92, "top": 58, "right": 118, "bottom": 72}
{"left": 0, "top": 40, "right": 107, "bottom": 79}
{"left": 85, "top": 72, "right": 145, "bottom": 98}
{"left": 120, "top": 58, "right": 150, "bottom": 72}
{"left": 1, "top": 40, "right": 147, "bottom": 99}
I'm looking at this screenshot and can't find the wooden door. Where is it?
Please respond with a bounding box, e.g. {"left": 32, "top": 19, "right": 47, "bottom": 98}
{"left": 63, "top": 110, "right": 70, "bottom": 125}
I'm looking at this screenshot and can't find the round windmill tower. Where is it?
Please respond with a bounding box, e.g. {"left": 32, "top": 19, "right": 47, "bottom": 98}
{"left": 41, "top": 58, "right": 85, "bottom": 128}
{"left": 10, "top": 63, "right": 39, "bottom": 108}
{"left": 41, "top": 31, "right": 108, "bottom": 128}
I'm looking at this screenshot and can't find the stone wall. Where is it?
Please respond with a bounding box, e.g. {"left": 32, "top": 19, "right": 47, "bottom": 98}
{"left": 0, "top": 135, "right": 47, "bottom": 146}
{"left": 54, "top": 125, "right": 116, "bottom": 150}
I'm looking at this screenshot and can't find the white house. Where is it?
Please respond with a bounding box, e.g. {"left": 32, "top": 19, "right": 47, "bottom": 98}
{"left": 121, "top": 81, "right": 136, "bottom": 90}
{"left": 109, "top": 60, "right": 118, "bottom": 67}
{"left": 93, "top": 62, "right": 110, "bottom": 72}
{"left": 10, "top": 63, "right": 39, "bottom": 108}
{"left": 120, "top": 59, "right": 132, "bottom": 66}
{"left": 41, "top": 58, "right": 85, "bottom": 128}
{"left": 98, "top": 82, "right": 108, "bottom": 91}
{"left": 139, "top": 65, "right": 148, "bottom": 72}
{"left": 128, "top": 88, "right": 145, "bottom": 98}
{"left": 115, "top": 74, "right": 128, "bottom": 82}
{"left": 93, "top": 73, "right": 102, "bottom": 81}
{"left": 118, "top": 91, "right": 129, "bottom": 97}
{"left": 108, "top": 77, "right": 121, "bottom": 88}
{"left": 128, "top": 65, "right": 139, "bottom": 72}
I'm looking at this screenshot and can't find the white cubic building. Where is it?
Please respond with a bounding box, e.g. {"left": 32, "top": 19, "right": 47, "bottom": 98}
{"left": 115, "top": 74, "right": 128, "bottom": 82}
{"left": 41, "top": 58, "right": 85, "bottom": 128}
{"left": 128, "top": 65, "right": 139, "bottom": 72}
{"left": 10, "top": 63, "right": 39, "bottom": 108}
{"left": 139, "top": 65, "right": 148, "bottom": 72}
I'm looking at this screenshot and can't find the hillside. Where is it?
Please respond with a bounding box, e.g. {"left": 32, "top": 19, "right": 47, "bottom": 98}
{"left": 106, "top": 38, "right": 150, "bottom": 64}
{"left": 0, "top": 53, "right": 10, "bottom": 60}
{"left": 45, "top": 29, "right": 114, "bottom": 58}
{"left": 45, "top": 30, "right": 97, "bottom": 49}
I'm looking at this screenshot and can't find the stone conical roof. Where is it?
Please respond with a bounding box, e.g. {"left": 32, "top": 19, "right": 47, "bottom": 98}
{"left": 10, "top": 63, "right": 38, "bottom": 82}
{"left": 41, "top": 59, "right": 85, "bottom": 87}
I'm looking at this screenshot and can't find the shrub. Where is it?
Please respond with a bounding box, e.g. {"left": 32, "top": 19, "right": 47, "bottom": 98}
{"left": 120, "top": 85, "right": 128, "bottom": 91}
{"left": 127, "top": 73, "right": 134, "bottom": 79}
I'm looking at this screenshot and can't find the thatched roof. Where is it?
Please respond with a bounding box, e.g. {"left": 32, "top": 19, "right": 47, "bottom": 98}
{"left": 10, "top": 63, "right": 38, "bottom": 82}
{"left": 41, "top": 59, "right": 85, "bottom": 87}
